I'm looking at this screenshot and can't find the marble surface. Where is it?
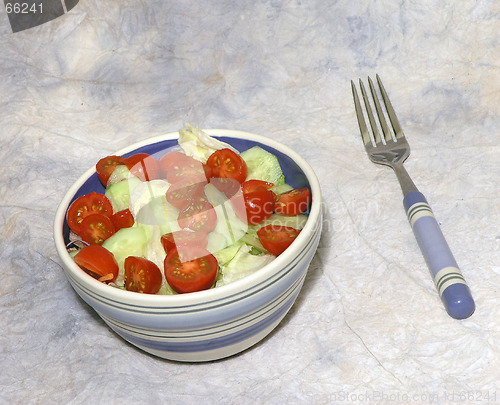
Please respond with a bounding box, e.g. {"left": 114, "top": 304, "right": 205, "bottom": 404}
{"left": 1, "top": 1, "right": 500, "bottom": 403}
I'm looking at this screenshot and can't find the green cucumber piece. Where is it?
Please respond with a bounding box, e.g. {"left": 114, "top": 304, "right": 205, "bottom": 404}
{"left": 102, "top": 225, "right": 151, "bottom": 283}
{"left": 107, "top": 165, "right": 133, "bottom": 185}
{"left": 102, "top": 226, "right": 150, "bottom": 263}
{"left": 271, "top": 183, "right": 293, "bottom": 195}
{"left": 105, "top": 177, "right": 142, "bottom": 212}
{"left": 241, "top": 146, "right": 285, "bottom": 186}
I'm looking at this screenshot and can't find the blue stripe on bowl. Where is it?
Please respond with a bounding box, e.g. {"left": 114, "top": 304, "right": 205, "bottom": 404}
{"left": 100, "top": 269, "right": 305, "bottom": 340}
{"left": 103, "top": 275, "right": 304, "bottom": 353}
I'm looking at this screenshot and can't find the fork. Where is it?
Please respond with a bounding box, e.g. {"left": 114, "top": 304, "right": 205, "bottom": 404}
{"left": 351, "top": 75, "right": 475, "bottom": 320}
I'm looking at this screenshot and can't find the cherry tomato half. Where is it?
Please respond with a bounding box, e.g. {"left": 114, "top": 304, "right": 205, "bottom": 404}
{"left": 242, "top": 179, "right": 274, "bottom": 194}
{"left": 80, "top": 213, "right": 116, "bottom": 245}
{"left": 206, "top": 148, "right": 248, "bottom": 184}
{"left": 243, "top": 188, "right": 276, "bottom": 225}
{"left": 164, "top": 247, "right": 218, "bottom": 293}
{"left": 177, "top": 198, "right": 217, "bottom": 233}
{"left": 165, "top": 180, "right": 206, "bottom": 209}
{"left": 74, "top": 244, "right": 119, "bottom": 283}
{"left": 158, "top": 151, "right": 189, "bottom": 175}
{"left": 256, "top": 225, "right": 301, "bottom": 256}
{"left": 110, "top": 209, "right": 135, "bottom": 231}
{"left": 124, "top": 256, "right": 163, "bottom": 294}
{"left": 96, "top": 155, "right": 126, "bottom": 186}
{"left": 161, "top": 230, "right": 208, "bottom": 254}
{"left": 125, "top": 153, "right": 160, "bottom": 182}
{"left": 275, "top": 188, "right": 311, "bottom": 216}
{"left": 160, "top": 152, "right": 212, "bottom": 184}
{"left": 67, "top": 192, "right": 114, "bottom": 235}
{"left": 209, "top": 177, "right": 241, "bottom": 199}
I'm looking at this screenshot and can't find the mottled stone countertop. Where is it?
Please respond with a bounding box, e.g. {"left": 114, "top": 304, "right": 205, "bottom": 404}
{"left": 1, "top": 1, "right": 499, "bottom": 404}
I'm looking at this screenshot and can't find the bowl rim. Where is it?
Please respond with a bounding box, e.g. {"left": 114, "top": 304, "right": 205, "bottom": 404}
{"left": 53, "top": 129, "right": 322, "bottom": 307}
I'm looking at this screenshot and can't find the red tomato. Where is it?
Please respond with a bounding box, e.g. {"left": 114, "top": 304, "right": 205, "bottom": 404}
{"left": 275, "top": 188, "right": 311, "bottom": 216}
{"left": 164, "top": 247, "right": 218, "bottom": 293}
{"left": 206, "top": 148, "right": 248, "bottom": 184}
{"left": 111, "top": 209, "right": 135, "bottom": 231}
{"left": 230, "top": 180, "right": 275, "bottom": 225}
{"left": 165, "top": 181, "right": 206, "bottom": 209}
{"left": 160, "top": 152, "right": 211, "bottom": 184}
{"left": 96, "top": 155, "right": 126, "bottom": 186}
{"left": 74, "top": 244, "right": 119, "bottom": 283}
{"left": 209, "top": 177, "right": 241, "bottom": 198}
{"left": 159, "top": 151, "right": 189, "bottom": 174}
{"left": 256, "top": 225, "right": 301, "bottom": 256}
{"left": 243, "top": 188, "right": 276, "bottom": 225}
{"left": 177, "top": 198, "right": 217, "bottom": 233}
{"left": 79, "top": 213, "right": 116, "bottom": 245}
{"left": 242, "top": 179, "right": 274, "bottom": 194}
{"left": 67, "top": 192, "right": 114, "bottom": 235}
{"left": 161, "top": 230, "right": 208, "bottom": 253}
{"left": 124, "top": 256, "right": 163, "bottom": 294}
{"left": 124, "top": 153, "right": 160, "bottom": 182}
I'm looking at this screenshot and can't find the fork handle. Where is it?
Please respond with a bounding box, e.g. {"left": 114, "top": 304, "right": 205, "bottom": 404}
{"left": 403, "top": 191, "right": 475, "bottom": 319}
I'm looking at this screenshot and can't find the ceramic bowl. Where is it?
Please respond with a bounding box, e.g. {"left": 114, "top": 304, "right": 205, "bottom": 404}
{"left": 53, "top": 129, "right": 322, "bottom": 362}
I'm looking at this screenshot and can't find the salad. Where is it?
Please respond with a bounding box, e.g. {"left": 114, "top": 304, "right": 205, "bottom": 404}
{"left": 66, "top": 124, "right": 311, "bottom": 295}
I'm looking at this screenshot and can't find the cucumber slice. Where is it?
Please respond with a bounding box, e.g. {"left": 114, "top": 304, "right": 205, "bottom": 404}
{"left": 241, "top": 146, "right": 285, "bottom": 186}
{"left": 271, "top": 183, "right": 293, "bottom": 195}
{"left": 102, "top": 226, "right": 150, "bottom": 263}
{"left": 102, "top": 225, "right": 150, "bottom": 284}
{"left": 105, "top": 177, "right": 142, "bottom": 212}
{"left": 107, "top": 165, "right": 133, "bottom": 185}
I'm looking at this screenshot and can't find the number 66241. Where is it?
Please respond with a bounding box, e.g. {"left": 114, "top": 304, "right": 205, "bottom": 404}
{"left": 5, "top": 3, "right": 43, "bottom": 14}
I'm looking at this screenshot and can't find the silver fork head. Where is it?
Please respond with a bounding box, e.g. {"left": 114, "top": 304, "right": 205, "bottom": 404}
{"left": 351, "top": 75, "right": 410, "bottom": 167}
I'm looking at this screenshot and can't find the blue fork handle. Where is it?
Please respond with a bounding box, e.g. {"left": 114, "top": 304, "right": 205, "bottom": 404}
{"left": 403, "top": 191, "right": 475, "bottom": 319}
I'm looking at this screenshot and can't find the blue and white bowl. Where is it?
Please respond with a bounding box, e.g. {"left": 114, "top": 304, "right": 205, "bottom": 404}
{"left": 53, "top": 129, "right": 322, "bottom": 362}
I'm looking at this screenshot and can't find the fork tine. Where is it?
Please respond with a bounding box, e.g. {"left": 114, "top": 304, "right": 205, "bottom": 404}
{"left": 359, "top": 79, "right": 382, "bottom": 145}
{"left": 368, "top": 76, "right": 393, "bottom": 143}
{"left": 351, "top": 80, "right": 372, "bottom": 146}
{"left": 376, "top": 74, "right": 404, "bottom": 139}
